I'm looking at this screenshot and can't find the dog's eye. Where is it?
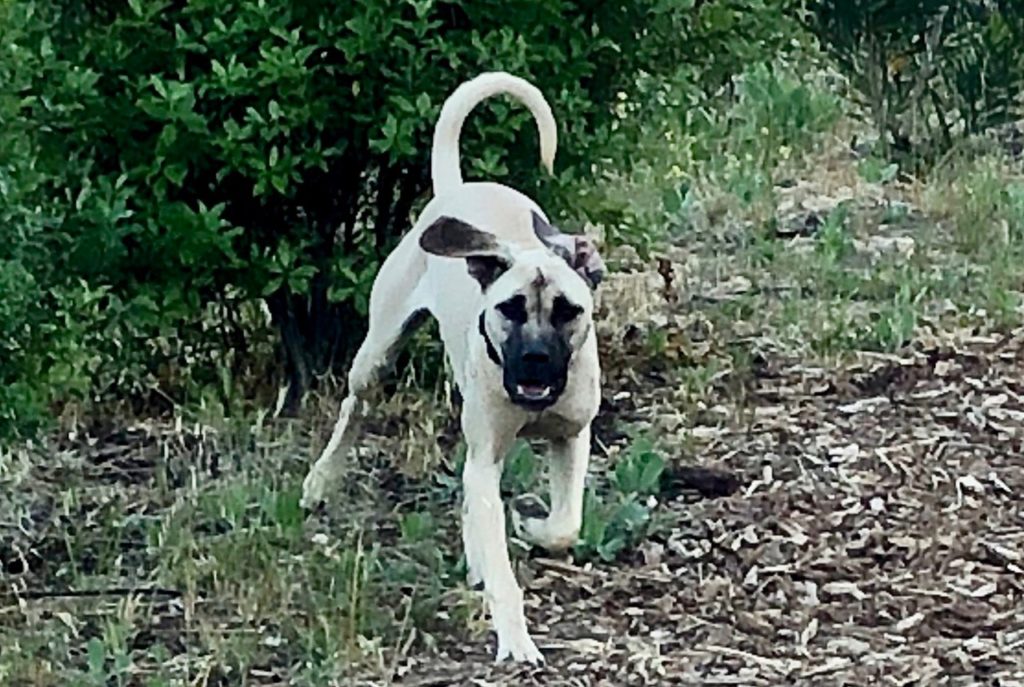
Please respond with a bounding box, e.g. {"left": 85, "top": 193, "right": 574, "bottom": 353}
{"left": 551, "top": 295, "right": 583, "bottom": 327}
{"left": 496, "top": 295, "right": 528, "bottom": 324}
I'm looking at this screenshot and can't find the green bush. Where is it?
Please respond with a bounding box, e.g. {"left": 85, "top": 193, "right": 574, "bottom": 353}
{"left": 0, "top": 3, "right": 103, "bottom": 437}
{"left": 803, "top": 0, "right": 1024, "bottom": 163}
{"left": 0, "top": 0, "right": 799, "bottom": 438}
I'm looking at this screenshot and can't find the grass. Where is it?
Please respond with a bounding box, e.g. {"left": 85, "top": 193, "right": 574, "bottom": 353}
{"left": 5, "top": 57, "right": 1024, "bottom": 684}
{"left": 1, "top": 417, "right": 674, "bottom": 684}
{"left": 1, "top": 429, "right": 463, "bottom": 684}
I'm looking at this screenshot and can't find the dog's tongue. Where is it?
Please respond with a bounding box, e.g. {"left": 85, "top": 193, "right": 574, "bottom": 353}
{"left": 518, "top": 383, "right": 550, "bottom": 398}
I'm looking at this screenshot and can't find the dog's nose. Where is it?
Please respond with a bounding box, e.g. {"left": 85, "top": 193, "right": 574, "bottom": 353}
{"left": 521, "top": 349, "right": 550, "bottom": 365}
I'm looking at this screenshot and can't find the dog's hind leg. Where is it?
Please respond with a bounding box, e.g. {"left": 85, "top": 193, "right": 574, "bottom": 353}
{"left": 300, "top": 392, "right": 362, "bottom": 509}
{"left": 300, "top": 252, "right": 428, "bottom": 508}
{"left": 511, "top": 427, "right": 590, "bottom": 552}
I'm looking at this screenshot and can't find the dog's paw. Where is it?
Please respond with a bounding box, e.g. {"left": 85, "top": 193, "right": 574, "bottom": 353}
{"left": 512, "top": 493, "right": 550, "bottom": 520}
{"left": 495, "top": 631, "right": 545, "bottom": 665}
{"left": 300, "top": 469, "right": 328, "bottom": 511}
{"left": 510, "top": 494, "right": 548, "bottom": 546}
{"left": 511, "top": 495, "right": 577, "bottom": 553}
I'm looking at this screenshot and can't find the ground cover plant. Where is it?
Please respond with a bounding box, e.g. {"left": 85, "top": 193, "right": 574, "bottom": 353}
{"left": 3, "top": 1, "right": 1024, "bottom": 685}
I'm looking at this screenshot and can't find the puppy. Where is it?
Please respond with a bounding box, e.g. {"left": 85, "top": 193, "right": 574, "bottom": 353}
{"left": 301, "top": 72, "right": 604, "bottom": 663}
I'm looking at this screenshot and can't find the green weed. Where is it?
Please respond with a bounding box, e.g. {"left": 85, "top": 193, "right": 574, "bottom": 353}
{"left": 575, "top": 437, "right": 667, "bottom": 563}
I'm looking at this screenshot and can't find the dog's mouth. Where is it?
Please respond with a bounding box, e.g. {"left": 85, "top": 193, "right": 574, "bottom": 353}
{"left": 515, "top": 382, "right": 553, "bottom": 401}
{"left": 508, "top": 378, "right": 562, "bottom": 410}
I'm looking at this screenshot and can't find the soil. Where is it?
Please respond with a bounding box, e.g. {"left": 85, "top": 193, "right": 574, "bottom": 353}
{"left": 394, "top": 330, "right": 1024, "bottom": 685}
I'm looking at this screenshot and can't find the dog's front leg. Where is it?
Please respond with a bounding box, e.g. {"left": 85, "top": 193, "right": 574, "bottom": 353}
{"left": 512, "top": 427, "right": 590, "bottom": 552}
{"left": 462, "top": 418, "right": 543, "bottom": 664}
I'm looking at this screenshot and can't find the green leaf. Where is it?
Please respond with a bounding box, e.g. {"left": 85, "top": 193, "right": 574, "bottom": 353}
{"left": 113, "top": 651, "right": 131, "bottom": 674}
{"left": 164, "top": 163, "right": 187, "bottom": 186}
{"left": 150, "top": 75, "right": 168, "bottom": 99}
{"left": 662, "top": 187, "right": 683, "bottom": 214}
{"left": 638, "top": 452, "right": 665, "bottom": 494}
{"left": 616, "top": 498, "right": 650, "bottom": 531}
{"left": 87, "top": 637, "right": 106, "bottom": 675}
{"left": 598, "top": 536, "right": 626, "bottom": 562}
{"left": 416, "top": 92, "right": 431, "bottom": 114}
{"left": 261, "top": 277, "right": 283, "bottom": 297}
{"left": 271, "top": 173, "right": 288, "bottom": 195}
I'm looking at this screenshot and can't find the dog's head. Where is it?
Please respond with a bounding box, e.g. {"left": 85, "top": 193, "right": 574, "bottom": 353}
{"left": 420, "top": 211, "right": 601, "bottom": 411}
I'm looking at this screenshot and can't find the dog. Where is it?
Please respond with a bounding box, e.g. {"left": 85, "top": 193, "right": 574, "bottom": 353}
{"left": 300, "top": 72, "right": 604, "bottom": 664}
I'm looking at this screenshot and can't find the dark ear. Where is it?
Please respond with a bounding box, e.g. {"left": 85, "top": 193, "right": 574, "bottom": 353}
{"left": 572, "top": 236, "right": 605, "bottom": 289}
{"left": 531, "top": 211, "right": 605, "bottom": 290}
{"left": 464, "top": 255, "right": 510, "bottom": 289}
{"left": 421, "top": 216, "right": 501, "bottom": 257}
{"left": 532, "top": 211, "right": 573, "bottom": 263}
{"left": 420, "top": 216, "right": 511, "bottom": 289}
{"left": 531, "top": 210, "right": 559, "bottom": 240}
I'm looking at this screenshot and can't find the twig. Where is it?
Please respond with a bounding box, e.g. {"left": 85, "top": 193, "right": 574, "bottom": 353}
{"left": 11, "top": 587, "right": 182, "bottom": 601}
{"left": 801, "top": 657, "right": 854, "bottom": 679}
{"left": 385, "top": 586, "right": 417, "bottom": 686}
{"left": 534, "top": 557, "right": 606, "bottom": 578}
{"left": 704, "top": 644, "right": 793, "bottom": 673}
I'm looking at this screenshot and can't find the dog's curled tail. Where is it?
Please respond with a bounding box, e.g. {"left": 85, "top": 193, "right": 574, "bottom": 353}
{"left": 431, "top": 72, "right": 557, "bottom": 197}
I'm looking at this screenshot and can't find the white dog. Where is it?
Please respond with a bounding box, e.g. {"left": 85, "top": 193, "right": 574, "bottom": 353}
{"left": 301, "top": 72, "right": 604, "bottom": 663}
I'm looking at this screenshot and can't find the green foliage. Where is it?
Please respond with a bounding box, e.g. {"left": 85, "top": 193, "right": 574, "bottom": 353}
{"left": 867, "top": 278, "right": 923, "bottom": 351}
{"left": 575, "top": 437, "right": 666, "bottom": 563}
{"left": 857, "top": 157, "right": 901, "bottom": 184}
{"left": 726, "top": 62, "right": 844, "bottom": 176}
{"left": 815, "top": 204, "right": 855, "bottom": 264}
{"left": 939, "top": 157, "right": 1024, "bottom": 253}
{"left": 804, "top": 0, "right": 1024, "bottom": 162}
{"left": 610, "top": 438, "right": 666, "bottom": 496}
{"left": 4, "top": 59, "right": 157, "bottom": 436}
{"left": 586, "top": 55, "right": 842, "bottom": 258}
{"left": 715, "top": 62, "right": 844, "bottom": 220}
{"left": 502, "top": 440, "right": 541, "bottom": 495}
{"left": 85, "top": 626, "right": 133, "bottom": 687}
{"left": 573, "top": 5, "right": 807, "bottom": 253}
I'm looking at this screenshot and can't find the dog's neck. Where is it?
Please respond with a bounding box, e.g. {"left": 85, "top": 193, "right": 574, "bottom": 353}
{"left": 477, "top": 312, "right": 502, "bottom": 366}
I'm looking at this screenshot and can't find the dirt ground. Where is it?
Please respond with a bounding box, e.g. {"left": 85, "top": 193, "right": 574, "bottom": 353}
{"left": 391, "top": 327, "right": 1024, "bottom": 686}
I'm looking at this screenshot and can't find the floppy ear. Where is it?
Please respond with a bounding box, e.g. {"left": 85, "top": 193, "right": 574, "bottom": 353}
{"left": 572, "top": 235, "right": 605, "bottom": 288}
{"left": 531, "top": 211, "right": 605, "bottom": 289}
{"left": 531, "top": 211, "right": 573, "bottom": 263}
{"left": 530, "top": 210, "right": 559, "bottom": 241}
{"left": 420, "top": 216, "right": 511, "bottom": 289}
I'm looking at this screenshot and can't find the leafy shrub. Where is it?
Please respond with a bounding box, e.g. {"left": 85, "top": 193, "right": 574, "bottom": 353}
{"left": 725, "top": 62, "right": 844, "bottom": 172}
{"left": 0, "top": 3, "right": 105, "bottom": 437}
{"left": 568, "top": 2, "right": 806, "bottom": 252}
{"left": 709, "top": 61, "right": 844, "bottom": 222}
{"left": 803, "top": 0, "right": 1024, "bottom": 162}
